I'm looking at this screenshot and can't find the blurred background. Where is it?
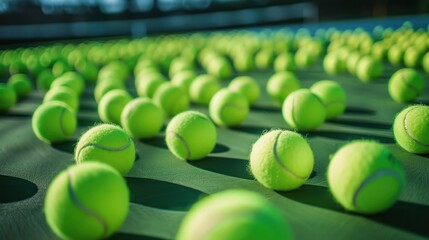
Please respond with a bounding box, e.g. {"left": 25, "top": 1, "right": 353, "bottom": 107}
{"left": 0, "top": 0, "right": 428, "bottom": 44}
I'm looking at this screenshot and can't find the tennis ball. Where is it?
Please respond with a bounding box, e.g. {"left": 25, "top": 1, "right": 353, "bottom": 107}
{"left": 176, "top": 189, "right": 292, "bottom": 240}
{"left": 327, "top": 140, "right": 405, "bottom": 214}
{"left": 310, "top": 80, "right": 346, "bottom": 119}
{"left": 388, "top": 68, "right": 424, "bottom": 103}
{"left": 266, "top": 71, "right": 300, "bottom": 104}
{"left": 32, "top": 101, "right": 77, "bottom": 144}
{"left": 274, "top": 53, "right": 296, "bottom": 72}
{"left": 387, "top": 44, "right": 404, "bottom": 66}
{"left": 153, "top": 82, "right": 189, "bottom": 117}
{"left": 37, "top": 69, "right": 55, "bottom": 91}
{"left": 165, "top": 111, "right": 216, "bottom": 160}
{"left": 75, "top": 123, "right": 136, "bottom": 175}
{"left": 171, "top": 70, "right": 197, "bottom": 93}
{"left": 356, "top": 56, "right": 383, "bottom": 82}
{"left": 121, "top": 97, "right": 165, "bottom": 139}
{"left": 190, "top": 74, "right": 221, "bottom": 105}
{"left": 323, "top": 52, "right": 345, "bottom": 75}
{"left": 282, "top": 89, "right": 326, "bottom": 131}
{"left": 371, "top": 42, "right": 387, "bottom": 60}
{"left": 0, "top": 83, "right": 17, "bottom": 112}
{"left": 233, "top": 53, "right": 254, "bottom": 72}
{"left": 51, "top": 72, "right": 85, "bottom": 95}
{"left": 207, "top": 57, "right": 232, "bottom": 79}
{"left": 169, "top": 58, "right": 194, "bottom": 78}
{"left": 52, "top": 60, "right": 72, "bottom": 77}
{"left": 255, "top": 49, "right": 274, "bottom": 69}
{"left": 393, "top": 105, "right": 429, "bottom": 154}
{"left": 44, "top": 86, "right": 79, "bottom": 113}
{"left": 94, "top": 81, "right": 125, "bottom": 103}
{"left": 135, "top": 72, "right": 167, "bottom": 98}
{"left": 45, "top": 162, "right": 129, "bottom": 240}
{"left": 403, "top": 47, "right": 423, "bottom": 68}
{"left": 98, "top": 89, "right": 132, "bottom": 125}
{"left": 228, "top": 76, "right": 260, "bottom": 105}
{"left": 209, "top": 89, "right": 249, "bottom": 127}
{"left": 8, "top": 74, "right": 33, "bottom": 98}
{"left": 249, "top": 129, "right": 314, "bottom": 190}
{"left": 346, "top": 51, "right": 362, "bottom": 75}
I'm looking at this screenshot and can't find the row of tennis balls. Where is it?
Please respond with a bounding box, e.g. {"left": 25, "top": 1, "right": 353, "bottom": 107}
{"left": 44, "top": 109, "right": 415, "bottom": 239}
{"left": 0, "top": 74, "right": 34, "bottom": 111}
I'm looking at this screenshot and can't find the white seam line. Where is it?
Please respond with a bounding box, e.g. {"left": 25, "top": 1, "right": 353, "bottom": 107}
{"left": 403, "top": 106, "right": 429, "bottom": 147}
{"left": 77, "top": 137, "right": 132, "bottom": 162}
{"left": 67, "top": 170, "right": 108, "bottom": 238}
{"left": 352, "top": 169, "right": 402, "bottom": 211}
{"left": 167, "top": 131, "right": 191, "bottom": 160}
{"left": 273, "top": 131, "right": 307, "bottom": 180}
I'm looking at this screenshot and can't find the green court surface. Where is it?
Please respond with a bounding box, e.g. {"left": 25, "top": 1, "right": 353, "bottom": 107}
{"left": 1, "top": 60, "right": 429, "bottom": 240}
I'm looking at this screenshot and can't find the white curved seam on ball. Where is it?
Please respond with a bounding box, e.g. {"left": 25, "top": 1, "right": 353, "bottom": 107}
{"left": 167, "top": 131, "right": 191, "bottom": 160}
{"left": 67, "top": 170, "right": 109, "bottom": 237}
{"left": 352, "top": 169, "right": 403, "bottom": 211}
{"left": 400, "top": 73, "right": 420, "bottom": 98}
{"left": 59, "top": 107, "right": 67, "bottom": 137}
{"left": 403, "top": 106, "right": 429, "bottom": 147}
{"left": 290, "top": 94, "right": 301, "bottom": 130}
{"left": 273, "top": 131, "right": 307, "bottom": 180}
{"left": 76, "top": 137, "right": 132, "bottom": 162}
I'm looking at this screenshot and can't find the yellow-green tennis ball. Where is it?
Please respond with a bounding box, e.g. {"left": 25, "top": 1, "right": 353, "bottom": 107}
{"left": 249, "top": 129, "right": 314, "bottom": 190}
{"left": 153, "top": 82, "right": 189, "bottom": 117}
{"left": 44, "top": 86, "right": 79, "bottom": 113}
{"left": 51, "top": 72, "right": 85, "bottom": 95}
{"left": 32, "top": 101, "right": 77, "bottom": 144}
{"left": 135, "top": 72, "right": 167, "bottom": 98}
{"left": 356, "top": 56, "right": 383, "bottom": 83}
{"left": 166, "top": 111, "right": 216, "bottom": 160}
{"left": 228, "top": 76, "right": 260, "bottom": 105}
{"left": 171, "top": 70, "right": 197, "bottom": 93}
{"left": 327, "top": 140, "right": 405, "bottom": 214}
{"left": 45, "top": 162, "right": 129, "bottom": 240}
{"left": 37, "top": 69, "right": 55, "bottom": 91}
{"left": 323, "top": 52, "right": 345, "bottom": 75}
{"left": 207, "top": 57, "right": 232, "bottom": 79}
{"left": 387, "top": 44, "right": 404, "bottom": 66}
{"left": 190, "top": 74, "right": 221, "bottom": 105}
{"left": 388, "top": 68, "right": 424, "bottom": 103}
{"left": 266, "top": 71, "right": 300, "bottom": 104}
{"left": 121, "top": 97, "right": 165, "bottom": 139}
{"left": 310, "top": 80, "right": 346, "bottom": 119}
{"left": 169, "top": 58, "right": 194, "bottom": 78}
{"left": 209, "top": 89, "right": 249, "bottom": 127}
{"left": 346, "top": 51, "right": 362, "bottom": 75}
{"left": 403, "top": 47, "right": 423, "bottom": 68}
{"left": 0, "top": 83, "right": 17, "bottom": 112}
{"left": 371, "top": 42, "right": 387, "bottom": 60}
{"left": 98, "top": 89, "right": 132, "bottom": 125}
{"left": 282, "top": 89, "right": 326, "bottom": 131}
{"left": 176, "top": 189, "right": 292, "bottom": 240}
{"left": 233, "top": 53, "right": 255, "bottom": 72}
{"left": 295, "top": 49, "right": 316, "bottom": 69}
{"left": 8, "top": 74, "right": 33, "bottom": 98}
{"left": 94, "top": 81, "right": 125, "bottom": 103}
{"left": 274, "top": 52, "right": 296, "bottom": 72}
{"left": 255, "top": 49, "right": 274, "bottom": 70}
{"left": 393, "top": 105, "right": 429, "bottom": 154}
{"left": 423, "top": 52, "right": 429, "bottom": 73}
{"left": 75, "top": 123, "right": 136, "bottom": 175}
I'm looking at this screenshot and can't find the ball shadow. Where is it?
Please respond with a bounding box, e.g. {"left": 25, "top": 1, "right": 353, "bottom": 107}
{"left": 231, "top": 125, "right": 273, "bottom": 135}
{"left": 0, "top": 111, "right": 33, "bottom": 118}
{"left": 188, "top": 156, "right": 253, "bottom": 180}
{"left": 306, "top": 130, "right": 395, "bottom": 144}
{"left": 141, "top": 136, "right": 230, "bottom": 154}
{"left": 77, "top": 115, "right": 100, "bottom": 127}
{"left": 79, "top": 101, "right": 98, "bottom": 111}
{"left": 328, "top": 119, "right": 391, "bottom": 130}
{"left": 109, "top": 233, "right": 165, "bottom": 240}
{"left": 0, "top": 175, "right": 38, "bottom": 203}
{"left": 250, "top": 105, "right": 281, "bottom": 113}
{"left": 51, "top": 139, "right": 76, "bottom": 154}
{"left": 126, "top": 177, "right": 206, "bottom": 211}
{"left": 344, "top": 106, "right": 376, "bottom": 115}
{"left": 279, "top": 184, "right": 429, "bottom": 238}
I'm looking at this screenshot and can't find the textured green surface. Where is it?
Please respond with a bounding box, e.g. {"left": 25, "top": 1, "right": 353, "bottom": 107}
{"left": 0, "top": 60, "right": 429, "bottom": 240}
